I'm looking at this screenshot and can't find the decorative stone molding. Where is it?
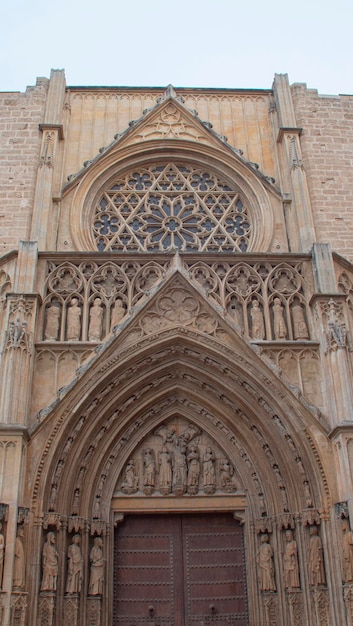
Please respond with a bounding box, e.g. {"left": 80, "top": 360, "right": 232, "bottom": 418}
{"left": 343, "top": 584, "right": 353, "bottom": 625}
{"left": 42, "top": 513, "right": 61, "bottom": 530}
{"left": 311, "top": 588, "right": 329, "bottom": 626}
{"left": 63, "top": 595, "right": 79, "bottom": 626}
{"left": 321, "top": 299, "right": 348, "bottom": 353}
{"left": 0, "top": 505, "right": 8, "bottom": 523}
{"left": 38, "top": 592, "right": 55, "bottom": 626}
{"left": 263, "top": 592, "right": 278, "bottom": 626}
{"left": 86, "top": 597, "right": 101, "bottom": 626}
{"left": 17, "top": 508, "right": 29, "bottom": 525}
{"left": 10, "top": 592, "right": 27, "bottom": 626}
{"left": 287, "top": 590, "right": 304, "bottom": 626}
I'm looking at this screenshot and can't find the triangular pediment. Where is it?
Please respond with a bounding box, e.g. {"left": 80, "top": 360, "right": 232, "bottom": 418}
{"left": 119, "top": 96, "right": 221, "bottom": 145}
{"left": 111, "top": 267, "right": 243, "bottom": 353}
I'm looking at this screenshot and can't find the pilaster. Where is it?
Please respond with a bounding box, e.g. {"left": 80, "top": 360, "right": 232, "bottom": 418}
{"left": 273, "top": 74, "right": 316, "bottom": 252}
{"left": 0, "top": 293, "right": 40, "bottom": 425}
{"left": 30, "top": 69, "right": 66, "bottom": 250}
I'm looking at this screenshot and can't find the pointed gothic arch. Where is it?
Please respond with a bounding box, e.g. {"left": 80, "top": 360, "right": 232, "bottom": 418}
{"left": 31, "top": 271, "right": 330, "bottom": 519}
{"left": 27, "top": 266, "right": 336, "bottom": 625}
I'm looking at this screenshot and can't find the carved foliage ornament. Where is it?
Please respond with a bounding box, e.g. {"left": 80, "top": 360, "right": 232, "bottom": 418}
{"left": 4, "top": 297, "right": 33, "bottom": 353}
{"left": 321, "top": 299, "right": 348, "bottom": 352}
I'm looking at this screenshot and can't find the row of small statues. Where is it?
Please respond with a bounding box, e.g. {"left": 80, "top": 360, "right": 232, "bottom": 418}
{"left": 121, "top": 446, "right": 237, "bottom": 496}
{"left": 2, "top": 522, "right": 353, "bottom": 595}
{"left": 258, "top": 526, "right": 330, "bottom": 592}
{"left": 41, "top": 533, "right": 103, "bottom": 596}
{"left": 230, "top": 298, "right": 309, "bottom": 341}
{"left": 44, "top": 296, "right": 309, "bottom": 342}
{"left": 44, "top": 297, "right": 127, "bottom": 342}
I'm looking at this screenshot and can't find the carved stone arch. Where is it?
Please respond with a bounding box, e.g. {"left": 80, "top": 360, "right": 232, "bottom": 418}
{"left": 30, "top": 319, "right": 330, "bottom": 522}
{"left": 66, "top": 139, "right": 283, "bottom": 254}
{"left": 27, "top": 312, "right": 334, "bottom": 626}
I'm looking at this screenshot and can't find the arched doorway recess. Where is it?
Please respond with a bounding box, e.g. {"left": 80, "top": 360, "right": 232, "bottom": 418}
{"left": 28, "top": 279, "right": 332, "bottom": 625}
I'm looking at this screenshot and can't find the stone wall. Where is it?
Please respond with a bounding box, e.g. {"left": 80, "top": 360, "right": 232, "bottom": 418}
{"left": 292, "top": 83, "right": 353, "bottom": 261}
{"left": 0, "top": 79, "right": 48, "bottom": 252}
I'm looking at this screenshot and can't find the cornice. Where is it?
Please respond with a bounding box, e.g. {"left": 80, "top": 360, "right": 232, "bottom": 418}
{"left": 277, "top": 127, "right": 303, "bottom": 142}
{"left": 39, "top": 123, "right": 64, "bottom": 140}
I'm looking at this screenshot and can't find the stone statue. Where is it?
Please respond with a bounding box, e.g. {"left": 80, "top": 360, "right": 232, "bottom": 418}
{"left": 48, "top": 484, "right": 58, "bottom": 511}
{"left": 44, "top": 303, "right": 61, "bottom": 341}
{"left": 203, "top": 447, "right": 216, "bottom": 494}
{"left": 158, "top": 446, "right": 172, "bottom": 495}
{"left": 111, "top": 298, "right": 126, "bottom": 329}
{"left": 66, "top": 534, "right": 83, "bottom": 594}
{"left": 257, "top": 533, "right": 276, "bottom": 591}
{"left": 228, "top": 297, "right": 243, "bottom": 329}
{"left": 121, "top": 460, "right": 139, "bottom": 494}
{"left": 283, "top": 529, "right": 300, "bottom": 588}
{"left": 272, "top": 298, "right": 287, "bottom": 340}
{"left": 41, "top": 531, "right": 59, "bottom": 592}
{"left": 308, "top": 525, "right": 326, "bottom": 585}
{"left": 342, "top": 521, "right": 353, "bottom": 583}
{"left": 172, "top": 438, "right": 187, "bottom": 495}
{"left": 292, "top": 302, "right": 309, "bottom": 340}
{"left": 143, "top": 448, "right": 155, "bottom": 495}
{"left": 250, "top": 299, "right": 265, "bottom": 340}
{"left": 66, "top": 298, "right": 81, "bottom": 341}
{"left": 89, "top": 537, "right": 104, "bottom": 596}
{"left": 219, "top": 459, "right": 237, "bottom": 492}
{"left": 13, "top": 526, "right": 25, "bottom": 589}
{"left": 0, "top": 523, "right": 4, "bottom": 588}
{"left": 187, "top": 445, "right": 200, "bottom": 494}
{"left": 72, "top": 488, "right": 80, "bottom": 515}
{"left": 89, "top": 297, "right": 103, "bottom": 341}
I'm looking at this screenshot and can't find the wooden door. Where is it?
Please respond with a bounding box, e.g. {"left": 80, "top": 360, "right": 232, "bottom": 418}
{"left": 114, "top": 513, "right": 249, "bottom": 625}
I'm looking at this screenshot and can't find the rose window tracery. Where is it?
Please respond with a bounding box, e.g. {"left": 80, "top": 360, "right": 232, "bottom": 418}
{"left": 92, "top": 163, "right": 252, "bottom": 252}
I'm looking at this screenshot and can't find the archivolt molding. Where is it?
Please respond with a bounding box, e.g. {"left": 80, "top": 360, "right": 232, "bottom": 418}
{"left": 30, "top": 316, "right": 330, "bottom": 524}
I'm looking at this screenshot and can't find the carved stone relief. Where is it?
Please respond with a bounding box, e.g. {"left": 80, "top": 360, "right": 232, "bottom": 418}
{"left": 4, "top": 296, "right": 33, "bottom": 354}
{"left": 115, "top": 418, "right": 240, "bottom": 497}
{"left": 187, "top": 259, "right": 312, "bottom": 341}
{"left": 41, "top": 258, "right": 314, "bottom": 346}
{"left": 10, "top": 592, "right": 27, "bottom": 626}
{"left": 42, "top": 259, "right": 169, "bottom": 342}
{"left": 320, "top": 299, "right": 348, "bottom": 353}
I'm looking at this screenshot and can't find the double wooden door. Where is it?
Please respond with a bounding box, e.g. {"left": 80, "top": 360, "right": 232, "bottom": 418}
{"left": 114, "top": 513, "right": 249, "bottom": 625}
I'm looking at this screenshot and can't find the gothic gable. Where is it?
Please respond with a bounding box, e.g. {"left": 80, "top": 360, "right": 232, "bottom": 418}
{"left": 63, "top": 87, "right": 279, "bottom": 196}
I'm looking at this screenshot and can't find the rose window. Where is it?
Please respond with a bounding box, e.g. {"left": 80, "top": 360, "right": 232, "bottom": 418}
{"left": 92, "top": 163, "right": 252, "bottom": 252}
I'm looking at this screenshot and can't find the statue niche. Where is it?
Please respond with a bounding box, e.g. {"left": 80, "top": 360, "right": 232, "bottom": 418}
{"left": 115, "top": 417, "right": 239, "bottom": 498}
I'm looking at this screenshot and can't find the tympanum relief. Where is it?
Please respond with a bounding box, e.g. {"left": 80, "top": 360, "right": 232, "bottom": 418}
{"left": 115, "top": 418, "right": 239, "bottom": 498}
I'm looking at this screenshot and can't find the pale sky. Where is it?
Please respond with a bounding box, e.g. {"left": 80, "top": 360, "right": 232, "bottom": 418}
{"left": 1, "top": 0, "right": 352, "bottom": 95}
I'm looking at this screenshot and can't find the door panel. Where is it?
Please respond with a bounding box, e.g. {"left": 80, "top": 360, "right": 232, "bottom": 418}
{"left": 114, "top": 513, "right": 249, "bottom": 625}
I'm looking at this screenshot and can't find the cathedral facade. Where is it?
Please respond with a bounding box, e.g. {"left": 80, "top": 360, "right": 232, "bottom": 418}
{"left": 0, "top": 70, "right": 353, "bottom": 625}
